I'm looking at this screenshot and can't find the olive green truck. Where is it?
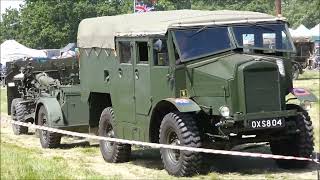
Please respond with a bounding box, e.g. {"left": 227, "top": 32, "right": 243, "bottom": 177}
{"left": 7, "top": 10, "right": 318, "bottom": 176}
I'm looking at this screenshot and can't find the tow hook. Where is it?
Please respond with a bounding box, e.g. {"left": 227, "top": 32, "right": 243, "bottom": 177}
{"left": 213, "top": 120, "right": 235, "bottom": 140}
{"left": 215, "top": 119, "right": 235, "bottom": 128}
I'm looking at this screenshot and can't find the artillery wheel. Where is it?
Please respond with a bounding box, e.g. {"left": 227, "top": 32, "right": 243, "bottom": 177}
{"left": 99, "top": 107, "right": 131, "bottom": 163}
{"left": 270, "top": 104, "right": 314, "bottom": 168}
{"left": 159, "top": 112, "right": 202, "bottom": 177}
{"left": 11, "top": 98, "right": 28, "bottom": 135}
{"left": 38, "top": 106, "right": 61, "bottom": 148}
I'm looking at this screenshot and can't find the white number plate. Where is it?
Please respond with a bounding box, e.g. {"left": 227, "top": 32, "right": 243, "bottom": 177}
{"left": 248, "top": 119, "right": 285, "bottom": 129}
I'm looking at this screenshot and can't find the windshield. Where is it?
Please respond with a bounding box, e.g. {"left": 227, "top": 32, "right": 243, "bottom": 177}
{"left": 173, "top": 23, "right": 294, "bottom": 63}
{"left": 174, "top": 27, "right": 233, "bottom": 62}
{"left": 232, "top": 23, "right": 294, "bottom": 52}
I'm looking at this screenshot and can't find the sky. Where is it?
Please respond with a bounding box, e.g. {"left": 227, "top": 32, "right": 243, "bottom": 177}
{"left": 0, "top": 0, "right": 24, "bottom": 14}
{"left": 0, "top": 0, "right": 24, "bottom": 21}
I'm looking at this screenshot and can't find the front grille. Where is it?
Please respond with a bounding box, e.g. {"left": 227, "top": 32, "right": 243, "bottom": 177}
{"left": 244, "top": 68, "right": 281, "bottom": 113}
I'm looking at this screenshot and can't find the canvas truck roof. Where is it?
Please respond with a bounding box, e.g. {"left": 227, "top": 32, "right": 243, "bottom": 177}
{"left": 77, "top": 10, "right": 285, "bottom": 49}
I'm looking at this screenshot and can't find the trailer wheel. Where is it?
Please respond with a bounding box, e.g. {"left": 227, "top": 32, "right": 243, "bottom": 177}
{"left": 270, "top": 104, "right": 314, "bottom": 168}
{"left": 11, "top": 98, "right": 28, "bottom": 135}
{"left": 38, "top": 106, "right": 61, "bottom": 148}
{"left": 159, "top": 112, "right": 202, "bottom": 177}
{"left": 99, "top": 107, "right": 131, "bottom": 163}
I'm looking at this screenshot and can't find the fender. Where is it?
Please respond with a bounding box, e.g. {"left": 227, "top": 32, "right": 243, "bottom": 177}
{"left": 36, "top": 97, "right": 64, "bottom": 128}
{"left": 291, "top": 88, "right": 318, "bottom": 103}
{"left": 162, "top": 98, "right": 201, "bottom": 112}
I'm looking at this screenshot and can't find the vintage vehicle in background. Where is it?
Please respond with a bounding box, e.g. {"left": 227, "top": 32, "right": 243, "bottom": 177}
{"left": 309, "top": 45, "right": 320, "bottom": 69}
{"left": 6, "top": 10, "right": 318, "bottom": 176}
{"left": 290, "top": 38, "right": 314, "bottom": 79}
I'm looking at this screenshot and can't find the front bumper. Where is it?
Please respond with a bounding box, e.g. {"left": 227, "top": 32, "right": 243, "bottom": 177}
{"left": 232, "top": 109, "right": 297, "bottom": 121}
{"left": 223, "top": 110, "right": 298, "bottom": 134}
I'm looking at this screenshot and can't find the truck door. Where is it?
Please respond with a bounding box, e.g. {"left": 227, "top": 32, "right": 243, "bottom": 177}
{"left": 113, "top": 41, "right": 136, "bottom": 124}
{"left": 134, "top": 41, "right": 151, "bottom": 115}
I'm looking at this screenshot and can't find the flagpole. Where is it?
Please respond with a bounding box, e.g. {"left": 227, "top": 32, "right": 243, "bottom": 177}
{"left": 133, "top": 0, "right": 136, "bottom": 13}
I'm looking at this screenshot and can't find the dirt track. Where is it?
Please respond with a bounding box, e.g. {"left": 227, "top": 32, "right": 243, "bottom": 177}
{"left": 1, "top": 114, "right": 319, "bottom": 179}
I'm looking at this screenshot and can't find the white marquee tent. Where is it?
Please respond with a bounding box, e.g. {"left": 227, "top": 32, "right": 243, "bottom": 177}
{"left": 310, "top": 24, "right": 319, "bottom": 42}
{"left": 289, "top": 24, "right": 312, "bottom": 38}
{"left": 0, "top": 40, "right": 47, "bottom": 66}
{"left": 310, "top": 24, "right": 319, "bottom": 36}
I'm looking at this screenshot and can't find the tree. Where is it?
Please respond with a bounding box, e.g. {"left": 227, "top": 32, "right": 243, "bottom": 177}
{"left": 192, "top": 0, "right": 319, "bottom": 28}
{"left": 282, "top": 0, "right": 320, "bottom": 28}
{"left": 1, "top": 0, "right": 133, "bottom": 49}
{"left": 0, "top": 8, "right": 22, "bottom": 44}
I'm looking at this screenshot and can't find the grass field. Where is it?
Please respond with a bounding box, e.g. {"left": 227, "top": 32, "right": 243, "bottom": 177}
{"left": 293, "top": 70, "right": 320, "bottom": 148}
{"left": 0, "top": 70, "right": 319, "bottom": 179}
{"left": 1, "top": 87, "right": 7, "bottom": 114}
{"left": 0, "top": 142, "right": 106, "bottom": 180}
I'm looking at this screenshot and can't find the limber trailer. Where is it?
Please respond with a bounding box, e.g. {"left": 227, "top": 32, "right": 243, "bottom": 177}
{"left": 7, "top": 10, "right": 318, "bottom": 177}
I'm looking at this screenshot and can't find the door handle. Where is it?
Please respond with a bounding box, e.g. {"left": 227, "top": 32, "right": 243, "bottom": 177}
{"left": 135, "top": 69, "right": 139, "bottom": 80}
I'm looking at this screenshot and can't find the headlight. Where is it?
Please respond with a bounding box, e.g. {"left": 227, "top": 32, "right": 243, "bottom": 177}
{"left": 219, "top": 106, "right": 230, "bottom": 117}
{"left": 301, "top": 101, "right": 312, "bottom": 111}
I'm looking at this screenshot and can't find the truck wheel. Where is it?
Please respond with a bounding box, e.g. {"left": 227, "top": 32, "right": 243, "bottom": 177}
{"left": 99, "top": 107, "right": 131, "bottom": 163}
{"left": 11, "top": 98, "right": 28, "bottom": 135}
{"left": 159, "top": 112, "right": 202, "bottom": 177}
{"left": 38, "top": 106, "right": 61, "bottom": 148}
{"left": 270, "top": 104, "right": 314, "bottom": 168}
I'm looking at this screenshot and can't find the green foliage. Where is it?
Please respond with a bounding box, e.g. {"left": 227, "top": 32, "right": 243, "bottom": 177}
{"left": 0, "top": 0, "right": 319, "bottom": 48}
{"left": 0, "top": 0, "right": 133, "bottom": 48}
{"left": 192, "top": 0, "right": 319, "bottom": 29}
{"left": 0, "top": 141, "right": 105, "bottom": 179}
{"left": 0, "top": 8, "right": 22, "bottom": 44}
{"left": 282, "top": 0, "right": 320, "bottom": 28}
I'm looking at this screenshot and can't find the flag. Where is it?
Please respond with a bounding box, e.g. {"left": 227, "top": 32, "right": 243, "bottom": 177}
{"left": 134, "top": 0, "right": 156, "bottom": 13}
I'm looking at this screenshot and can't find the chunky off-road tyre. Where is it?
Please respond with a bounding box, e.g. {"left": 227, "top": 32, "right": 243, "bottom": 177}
{"left": 38, "top": 106, "right": 61, "bottom": 148}
{"left": 99, "top": 107, "right": 131, "bottom": 163}
{"left": 11, "top": 98, "right": 28, "bottom": 135}
{"left": 159, "top": 112, "right": 202, "bottom": 177}
{"left": 270, "top": 104, "right": 314, "bottom": 168}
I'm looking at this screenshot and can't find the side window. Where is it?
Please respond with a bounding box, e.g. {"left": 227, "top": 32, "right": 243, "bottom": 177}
{"left": 281, "top": 31, "right": 293, "bottom": 51}
{"left": 242, "top": 34, "right": 255, "bottom": 47}
{"left": 263, "top": 33, "right": 276, "bottom": 49}
{"left": 153, "top": 39, "right": 169, "bottom": 66}
{"left": 119, "top": 41, "right": 131, "bottom": 63}
{"left": 242, "top": 34, "right": 255, "bottom": 53}
{"left": 137, "top": 42, "right": 149, "bottom": 64}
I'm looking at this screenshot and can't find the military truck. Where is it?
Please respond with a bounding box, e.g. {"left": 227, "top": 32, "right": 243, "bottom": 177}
{"left": 7, "top": 10, "right": 318, "bottom": 176}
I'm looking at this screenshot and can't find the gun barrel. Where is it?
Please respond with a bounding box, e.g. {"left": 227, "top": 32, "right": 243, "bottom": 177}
{"left": 35, "top": 73, "right": 60, "bottom": 87}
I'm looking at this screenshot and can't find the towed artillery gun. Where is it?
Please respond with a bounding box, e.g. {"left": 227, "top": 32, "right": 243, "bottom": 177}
{"left": 6, "top": 57, "right": 80, "bottom": 147}
{"left": 6, "top": 10, "right": 319, "bottom": 176}
{"left": 10, "top": 63, "right": 60, "bottom": 135}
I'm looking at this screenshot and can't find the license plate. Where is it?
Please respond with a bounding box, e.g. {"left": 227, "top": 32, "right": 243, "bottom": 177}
{"left": 248, "top": 119, "right": 285, "bottom": 129}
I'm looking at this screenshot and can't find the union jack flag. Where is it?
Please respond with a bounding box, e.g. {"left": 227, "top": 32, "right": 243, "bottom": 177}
{"left": 135, "top": 0, "right": 156, "bottom": 13}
